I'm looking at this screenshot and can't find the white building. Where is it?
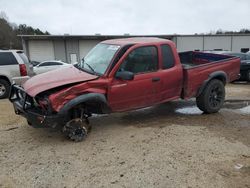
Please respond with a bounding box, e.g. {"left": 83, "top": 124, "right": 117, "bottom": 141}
{"left": 20, "top": 34, "right": 250, "bottom": 63}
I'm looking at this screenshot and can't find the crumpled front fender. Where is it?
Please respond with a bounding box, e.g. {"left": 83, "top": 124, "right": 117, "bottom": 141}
{"left": 58, "top": 93, "right": 111, "bottom": 115}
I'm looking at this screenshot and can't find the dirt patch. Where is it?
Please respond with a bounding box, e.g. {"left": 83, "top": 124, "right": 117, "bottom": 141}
{"left": 0, "top": 83, "right": 249, "bottom": 187}
{"left": 226, "top": 82, "right": 250, "bottom": 100}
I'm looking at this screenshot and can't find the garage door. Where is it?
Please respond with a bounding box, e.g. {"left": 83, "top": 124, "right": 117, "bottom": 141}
{"left": 29, "top": 40, "right": 55, "bottom": 61}
{"left": 79, "top": 40, "right": 100, "bottom": 60}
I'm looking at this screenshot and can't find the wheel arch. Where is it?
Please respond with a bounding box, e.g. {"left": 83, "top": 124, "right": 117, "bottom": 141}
{"left": 197, "top": 71, "right": 227, "bottom": 97}
{"left": 0, "top": 75, "right": 11, "bottom": 84}
{"left": 58, "top": 93, "right": 111, "bottom": 115}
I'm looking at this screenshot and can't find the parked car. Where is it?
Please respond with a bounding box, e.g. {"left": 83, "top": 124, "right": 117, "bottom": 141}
{"left": 0, "top": 50, "right": 33, "bottom": 99}
{"left": 9, "top": 38, "right": 240, "bottom": 141}
{"left": 30, "top": 60, "right": 40, "bottom": 67}
{"left": 221, "top": 52, "right": 250, "bottom": 81}
{"left": 33, "top": 60, "right": 70, "bottom": 74}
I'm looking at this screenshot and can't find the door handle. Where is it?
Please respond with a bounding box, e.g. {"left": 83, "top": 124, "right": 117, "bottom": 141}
{"left": 152, "top": 77, "right": 160, "bottom": 82}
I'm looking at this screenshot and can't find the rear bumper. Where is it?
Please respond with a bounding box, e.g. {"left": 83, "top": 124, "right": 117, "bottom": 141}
{"left": 9, "top": 84, "right": 66, "bottom": 129}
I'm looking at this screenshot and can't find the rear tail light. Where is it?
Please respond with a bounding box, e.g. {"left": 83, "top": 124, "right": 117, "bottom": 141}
{"left": 19, "top": 64, "right": 27, "bottom": 76}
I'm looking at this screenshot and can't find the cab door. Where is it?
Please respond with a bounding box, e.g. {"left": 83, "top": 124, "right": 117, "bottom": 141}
{"left": 108, "top": 46, "right": 161, "bottom": 112}
{"left": 157, "top": 44, "right": 183, "bottom": 101}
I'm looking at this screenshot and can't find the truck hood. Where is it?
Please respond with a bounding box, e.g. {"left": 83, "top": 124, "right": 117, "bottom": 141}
{"left": 23, "top": 65, "right": 98, "bottom": 97}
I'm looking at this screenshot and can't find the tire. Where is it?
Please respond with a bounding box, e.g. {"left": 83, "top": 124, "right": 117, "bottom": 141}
{"left": 196, "top": 79, "right": 225, "bottom": 114}
{"left": 0, "top": 79, "right": 10, "bottom": 99}
{"left": 63, "top": 118, "right": 91, "bottom": 142}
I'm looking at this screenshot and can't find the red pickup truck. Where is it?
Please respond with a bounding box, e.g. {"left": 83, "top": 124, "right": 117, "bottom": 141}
{"left": 9, "top": 38, "right": 240, "bottom": 141}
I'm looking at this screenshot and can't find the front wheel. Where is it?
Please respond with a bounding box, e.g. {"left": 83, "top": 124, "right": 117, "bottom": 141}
{"left": 196, "top": 79, "right": 225, "bottom": 113}
{"left": 63, "top": 118, "right": 91, "bottom": 142}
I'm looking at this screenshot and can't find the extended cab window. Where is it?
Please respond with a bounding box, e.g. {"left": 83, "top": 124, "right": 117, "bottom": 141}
{"left": 119, "top": 46, "right": 158, "bottom": 74}
{"left": 0, "top": 52, "right": 18, "bottom": 66}
{"left": 161, "top": 45, "right": 175, "bottom": 69}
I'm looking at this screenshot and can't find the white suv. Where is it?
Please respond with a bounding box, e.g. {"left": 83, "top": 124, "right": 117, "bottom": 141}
{"left": 0, "top": 50, "right": 33, "bottom": 99}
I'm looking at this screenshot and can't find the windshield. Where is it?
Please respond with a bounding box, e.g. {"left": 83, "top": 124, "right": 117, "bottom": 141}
{"left": 78, "top": 43, "right": 120, "bottom": 75}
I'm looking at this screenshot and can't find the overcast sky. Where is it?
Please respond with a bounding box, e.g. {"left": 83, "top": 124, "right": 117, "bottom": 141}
{"left": 1, "top": 0, "right": 250, "bottom": 35}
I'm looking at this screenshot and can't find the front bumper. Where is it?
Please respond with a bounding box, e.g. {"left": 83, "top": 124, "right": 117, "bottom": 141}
{"left": 9, "top": 84, "right": 65, "bottom": 128}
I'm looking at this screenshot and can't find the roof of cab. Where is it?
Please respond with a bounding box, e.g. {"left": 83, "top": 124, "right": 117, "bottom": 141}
{"left": 101, "top": 37, "right": 171, "bottom": 46}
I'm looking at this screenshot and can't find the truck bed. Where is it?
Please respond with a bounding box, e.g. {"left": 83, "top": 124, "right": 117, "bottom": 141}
{"left": 179, "top": 51, "right": 240, "bottom": 99}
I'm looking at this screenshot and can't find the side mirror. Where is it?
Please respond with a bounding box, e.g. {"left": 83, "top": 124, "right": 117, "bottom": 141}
{"left": 116, "top": 71, "right": 134, "bottom": 80}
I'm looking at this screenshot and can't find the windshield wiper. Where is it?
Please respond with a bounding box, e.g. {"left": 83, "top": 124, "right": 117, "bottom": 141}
{"left": 84, "top": 62, "right": 96, "bottom": 75}
{"left": 75, "top": 59, "right": 96, "bottom": 75}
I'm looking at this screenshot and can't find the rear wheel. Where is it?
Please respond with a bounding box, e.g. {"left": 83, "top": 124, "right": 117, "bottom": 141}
{"left": 0, "top": 79, "right": 10, "bottom": 99}
{"left": 196, "top": 79, "right": 225, "bottom": 113}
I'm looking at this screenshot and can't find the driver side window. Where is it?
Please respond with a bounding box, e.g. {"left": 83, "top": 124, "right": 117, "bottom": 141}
{"left": 119, "top": 46, "right": 158, "bottom": 74}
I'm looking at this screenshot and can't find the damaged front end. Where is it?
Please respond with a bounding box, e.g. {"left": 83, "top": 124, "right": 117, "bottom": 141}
{"left": 9, "top": 84, "right": 67, "bottom": 129}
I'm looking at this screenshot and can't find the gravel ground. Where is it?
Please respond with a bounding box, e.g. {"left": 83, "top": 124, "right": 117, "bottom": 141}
{"left": 0, "top": 83, "right": 250, "bottom": 188}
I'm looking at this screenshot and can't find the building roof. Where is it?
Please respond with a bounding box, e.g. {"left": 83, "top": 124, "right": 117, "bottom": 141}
{"left": 18, "top": 33, "right": 250, "bottom": 40}
{"left": 18, "top": 34, "right": 173, "bottom": 40}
